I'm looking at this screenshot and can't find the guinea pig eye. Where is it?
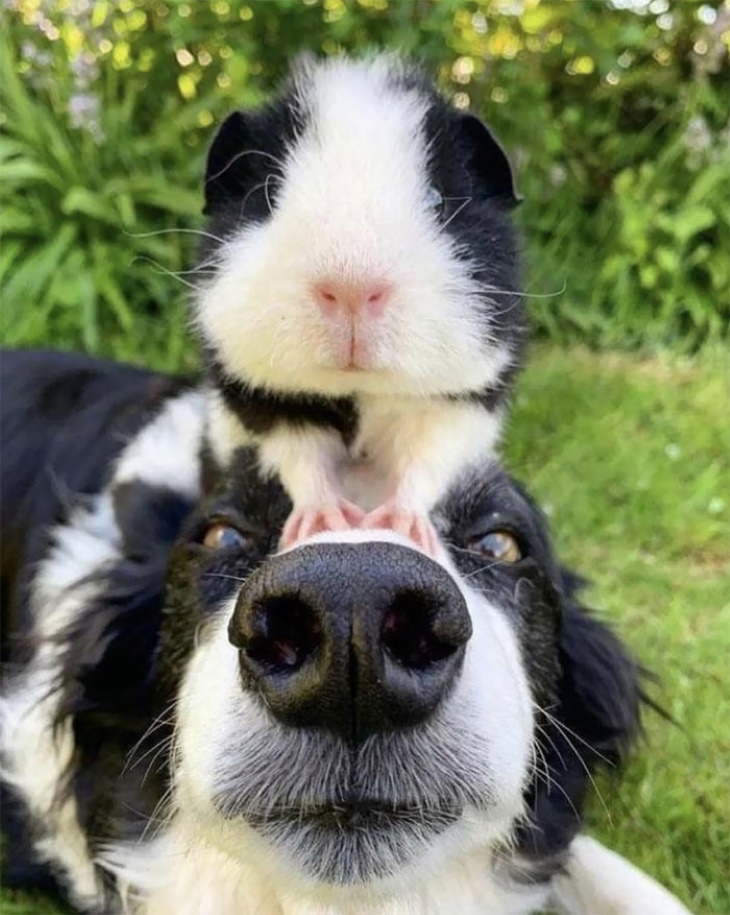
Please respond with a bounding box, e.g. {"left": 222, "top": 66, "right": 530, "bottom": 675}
{"left": 466, "top": 530, "right": 522, "bottom": 563}
{"left": 201, "top": 522, "right": 249, "bottom": 551}
{"left": 425, "top": 187, "right": 443, "bottom": 210}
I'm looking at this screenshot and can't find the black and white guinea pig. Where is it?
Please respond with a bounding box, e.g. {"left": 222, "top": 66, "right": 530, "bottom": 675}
{"left": 195, "top": 54, "right": 524, "bottom": 552}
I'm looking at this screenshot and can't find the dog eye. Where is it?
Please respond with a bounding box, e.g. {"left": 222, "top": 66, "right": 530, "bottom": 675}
{"left": 201, "top": 522, "right": 249, "bottom": 551}
{"left": 466, "top": 530, "right": 522, "bottom": 563}
{"left": 425, "top": 187, "right": 443, "bottom": 210}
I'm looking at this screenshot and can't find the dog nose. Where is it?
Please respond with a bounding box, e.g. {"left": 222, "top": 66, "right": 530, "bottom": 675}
{"left": 228, "top": 542, "right": 471, "bottom": 743}
{"left": 311, "top": 278, "right": 391, "bottom": 319}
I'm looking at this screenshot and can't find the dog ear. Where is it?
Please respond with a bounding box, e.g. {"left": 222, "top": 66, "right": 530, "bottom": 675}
{"left": 458, "top": 114, "right": 521, "bottom": 207}
{"left": 516, "top": 577, "right": 643, "bottom": 865}
{"left": 204, "top": 111, "right": 258, "bottom": 215}
{"left": 557, "top": 596, "right": 642, "bottom": 762}
{"left": 53, "top": 484, "right": 196, "bottom": 717}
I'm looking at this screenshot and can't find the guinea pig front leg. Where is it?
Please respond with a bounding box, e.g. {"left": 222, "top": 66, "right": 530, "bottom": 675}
{"left": 257, "top": 425, "right": 364, "bottom": 548}
{"left": 361, "top": 488, "right": 441, "bottom": 555}
{"left": 360, "top": 399, "right": 503, "bottom": 555}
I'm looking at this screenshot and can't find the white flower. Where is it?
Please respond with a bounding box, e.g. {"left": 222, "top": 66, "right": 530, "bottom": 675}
{"left": 684, "top": 116, "right": 712, "bottom": 154}
{"left": 549, "top": 164, "right": 567, "bottom": 186}
{"left": 68, "top": 92, "right": 103, "bottom": 140}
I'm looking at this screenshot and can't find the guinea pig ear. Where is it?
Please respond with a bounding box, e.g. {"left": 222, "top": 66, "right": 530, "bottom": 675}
{"left": 458, "top": 113, "right": 521, "bottom": 207}
{"left": 203, "top": 111, "right": 256, "bottom": 215}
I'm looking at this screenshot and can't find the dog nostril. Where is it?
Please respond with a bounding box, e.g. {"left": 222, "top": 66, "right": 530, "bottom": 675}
{"left": 381, "top": 590, "right": 456, "bottom": 669}
{"left": 244, "top": 595, "right": 321, "bottom": 674}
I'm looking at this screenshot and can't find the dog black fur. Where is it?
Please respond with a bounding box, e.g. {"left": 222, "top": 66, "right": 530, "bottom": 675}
{"left": 0, "top": 350, "right": 643, "bottom": 913}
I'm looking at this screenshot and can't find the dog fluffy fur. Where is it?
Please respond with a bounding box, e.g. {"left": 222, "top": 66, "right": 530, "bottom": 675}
{"left": 0, "top": 350, "right": 690, "bottom": 914}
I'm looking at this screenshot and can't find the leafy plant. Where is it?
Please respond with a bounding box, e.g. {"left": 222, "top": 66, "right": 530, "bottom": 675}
{"left": 1, "top": 0, "right": 728, "bottom": 363}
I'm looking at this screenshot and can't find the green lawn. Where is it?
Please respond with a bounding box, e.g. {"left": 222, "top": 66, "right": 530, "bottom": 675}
{"left": 2, "top": 345, "right": 728, "bottom": 914}
{"left": 505, "top": 345, "right": 730, "bottom": 915}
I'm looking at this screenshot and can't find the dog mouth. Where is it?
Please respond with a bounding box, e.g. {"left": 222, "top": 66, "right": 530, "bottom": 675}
{"left": 237, "top": 797, "right": 464, "bottom": 884}
{"left": 238, "top": 798, "right": 462, "bottom": 831}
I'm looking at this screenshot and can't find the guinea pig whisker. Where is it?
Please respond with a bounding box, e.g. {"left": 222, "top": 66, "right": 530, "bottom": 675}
{"left": 238, "top": 175, "right": 282, "bottom": 220}
{"left": 130, "top": 733, "right": 173, "bottom": 772}
{"left": 205, "top": 148, "right": 287, "bottom": 185}
{"left": 478, "top": 298, "right": 525, "bottom": 324}
{"left": 473, "top": 279, "right": 567, "bottom": 299}
{"left": 123, "top": 227, "right": 228, "bottom": 245}
{"left": 264, "top": 173, "right": 276, "bottom": 214}
{"left": 440, "top": 196, "right": 472, "bottom": 230}
{"left": 532, "top": 759, "right": 580, "bottom": 819}
{"left": 445, "top": 544, "right": 478, "bottom": 556}
{"left": 129, "top": 256, "right": 203, "bottom": 291}
{"left": 172, "top": 263, "right": 221, "bottom": 276}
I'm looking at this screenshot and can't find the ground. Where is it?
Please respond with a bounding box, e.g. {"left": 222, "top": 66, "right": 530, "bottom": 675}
{"left": 2, "top": 345, "right": 728, "bottom": 914}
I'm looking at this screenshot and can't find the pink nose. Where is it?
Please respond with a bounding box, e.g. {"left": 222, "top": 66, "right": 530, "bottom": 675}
{"left": 311, "top": 278, "right": 391, "bottom": 319}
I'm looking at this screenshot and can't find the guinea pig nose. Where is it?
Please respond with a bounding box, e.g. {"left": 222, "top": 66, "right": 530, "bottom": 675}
{"left": 311, "top": 278, "right": 392, "bottom": 318}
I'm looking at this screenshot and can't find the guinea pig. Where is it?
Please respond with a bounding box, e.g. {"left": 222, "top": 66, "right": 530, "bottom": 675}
{"left": 195, "top": 54, "right": 524, "bottom": 552}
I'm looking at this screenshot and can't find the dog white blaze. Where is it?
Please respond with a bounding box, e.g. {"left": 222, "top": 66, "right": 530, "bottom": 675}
{"left": 100, "top": 529, "right": 537, "bottom": 914}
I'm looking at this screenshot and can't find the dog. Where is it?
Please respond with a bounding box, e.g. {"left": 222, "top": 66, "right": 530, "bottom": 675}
{"left": 0, "top": 349, "right": 691, "bottom": 914}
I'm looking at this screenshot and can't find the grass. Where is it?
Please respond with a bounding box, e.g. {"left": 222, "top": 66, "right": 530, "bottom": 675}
{"left": 505, "top": 345, "right": 730, "bottom": 915}
{"left": 2, "top": 344, "right": 728, "bottom": 914}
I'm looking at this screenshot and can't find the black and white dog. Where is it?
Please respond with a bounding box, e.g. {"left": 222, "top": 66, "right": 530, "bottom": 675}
{"left": 0, "top": 350, "right": 691, "bottom": 914}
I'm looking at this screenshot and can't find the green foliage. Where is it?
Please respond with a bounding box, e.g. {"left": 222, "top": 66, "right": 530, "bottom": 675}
{"left": 2, "top": 0, "right": 728, "bottom": 361}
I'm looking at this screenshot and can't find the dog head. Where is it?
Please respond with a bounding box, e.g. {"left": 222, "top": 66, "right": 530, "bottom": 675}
{"left": 137, "top": 452, "right": 641, "bottom": 897}
{"left": 2, "top": 397, "right": 642, "bottom": 909}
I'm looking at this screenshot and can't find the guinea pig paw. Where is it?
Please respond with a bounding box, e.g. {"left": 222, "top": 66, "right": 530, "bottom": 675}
{"left": 362, "top": 502, "right": 439, "bottom": 556}
{"left": 280, "top": 499, "right": 365, "bottom": 549}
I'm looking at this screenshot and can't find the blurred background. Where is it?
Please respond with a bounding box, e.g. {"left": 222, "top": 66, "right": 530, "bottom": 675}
{"left": 1, "top": 2, "right": 729, "bottom": 914}
{"left": 2, "top": 0, "right": 729, "bottom": 362}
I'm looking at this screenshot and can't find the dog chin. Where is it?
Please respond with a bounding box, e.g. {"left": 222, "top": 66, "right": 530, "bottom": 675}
{"left": 245, "top": 804, "right": 461, "bottom": 885}
{"left": 202, "top": 730, "right": 521, "bottom": 890}
{"left": 200, "top": 713, "right": 518, "bottom": 889}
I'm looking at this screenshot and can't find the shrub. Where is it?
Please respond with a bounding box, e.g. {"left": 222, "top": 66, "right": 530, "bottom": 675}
{"left": 1, "top": 0, "right": 728, "bottom": 366}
